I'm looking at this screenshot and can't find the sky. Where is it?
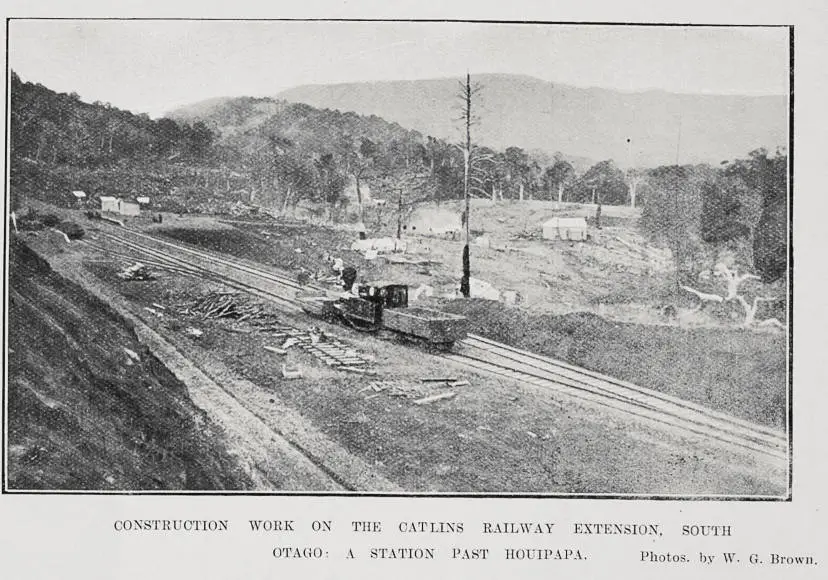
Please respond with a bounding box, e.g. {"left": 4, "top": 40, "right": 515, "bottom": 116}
{"left": 8, "top": 20, "right": 790, "bottom": 118}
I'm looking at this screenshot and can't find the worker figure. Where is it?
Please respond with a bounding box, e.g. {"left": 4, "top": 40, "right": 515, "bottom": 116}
{"left": 340, "top": 265, "right": 358, "bottom": 296}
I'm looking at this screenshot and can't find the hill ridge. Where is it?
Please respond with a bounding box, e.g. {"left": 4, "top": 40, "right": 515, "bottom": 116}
{"left": 269, "top": 74, "right": 786, "bottom": 167}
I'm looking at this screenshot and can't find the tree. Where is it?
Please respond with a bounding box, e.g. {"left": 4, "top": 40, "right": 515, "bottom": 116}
{"left": 504, "top": 146, "right": 531, "bottom": 201}
{"left": 570, "top": 160, "right": 629, "bottom": 205}
{"left": 682, "top": 261, "right": 783, "bottom": 329}
{"left": 315, "top": 152, "right": 347, "bottom": 220}
{"left": 457, "top": 73, "right": 482, "bottom": 298}
{"left": 700, "top": 181, "right": 751, "bottom": 244}
{"left": 728, "top": 149, "right": 788, "bottom": 283}
{"left": 336, "top": 135, "right": 378, "bottom": 225}
{"left": 544, "top": 158, "right": 575, "bottom": 204}
{"left": 641, "top": 165, "right": 705, "bottom": 289}
{"left": 187, "top": 121, "right": 215, "bottom": 158}
{"left": 627, "top": 168, "right": 645, "bottom": 208}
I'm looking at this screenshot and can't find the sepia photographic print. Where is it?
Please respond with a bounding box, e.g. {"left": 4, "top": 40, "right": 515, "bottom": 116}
{"left": 4, "top": 19, "right": 791, "bottom": 499}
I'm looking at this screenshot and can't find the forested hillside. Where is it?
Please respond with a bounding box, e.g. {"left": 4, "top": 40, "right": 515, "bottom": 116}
{"left": 11, "top": 73, "right": 596, "bottom": 217}
{"left": 9, "top": 72, "right": 788, "bottom": 286}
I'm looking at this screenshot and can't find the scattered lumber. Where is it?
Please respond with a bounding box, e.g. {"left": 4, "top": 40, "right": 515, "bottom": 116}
{"left": 118, "top": 262, "right": 154, "bottom": 281}
{"left": 191, "top": 291, "right": 265, "bottom": 320}
{"left": 101, "top": 216, "right": 124, "bottom": 227}
{"left": 414, "top": 392, "right": 456, "bottom": 405}
{"left": 281, "top": 364, "right": 303, "bottom": 379}
{"left": 123, "top": 347, "right": 140, "bottom": 362}
{"left": 263, "top": 346, "right": 288, "bottom": 355}
{"left": 421, "top": 377, "right": 458, "bottom": 383}
{"left": 340, "top": 366, "right": 377, "bottom": 375}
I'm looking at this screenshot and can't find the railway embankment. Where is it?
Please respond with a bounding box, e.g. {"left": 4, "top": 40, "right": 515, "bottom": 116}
{"left": 6, "top": 238, "right": 252, "bottom": 490}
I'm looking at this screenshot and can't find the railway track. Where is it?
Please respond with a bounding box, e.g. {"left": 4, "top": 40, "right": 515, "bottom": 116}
{"left": 87, "top": 231, "right": 304, "bottom": 313}
{"left": 90, "top": 224, "right": 789, "bottom": 464}
{"left": 447, "top": 335, "right": 787, "bottom": 461}
{"left": 97, "top": 227, "right": 323, "bottom": 293}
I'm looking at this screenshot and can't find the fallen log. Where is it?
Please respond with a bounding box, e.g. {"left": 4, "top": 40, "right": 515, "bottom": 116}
{"left": 414, "top": 392, "right": 456, "bottom": 405}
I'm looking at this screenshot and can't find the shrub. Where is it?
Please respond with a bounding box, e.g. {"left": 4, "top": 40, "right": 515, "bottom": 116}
{"left": 41, "top": 214, "right": 60, "bottom": 227}
{"left": 57, "top": 221, "right": 85, "bottom": 240}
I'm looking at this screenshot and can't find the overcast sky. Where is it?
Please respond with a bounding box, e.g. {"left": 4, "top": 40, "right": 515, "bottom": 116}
{"left": 9, "top": 20, "right": 790, "bottom": 118}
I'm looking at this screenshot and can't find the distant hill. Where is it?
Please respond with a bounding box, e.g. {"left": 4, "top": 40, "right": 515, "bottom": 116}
{"left": 168, "top": 96, "right": 418, "bottom": 151}
{"left": 275, "top": 74, "right": 787, "bottom": 168}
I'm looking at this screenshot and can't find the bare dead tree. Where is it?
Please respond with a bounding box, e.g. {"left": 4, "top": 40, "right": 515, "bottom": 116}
{"left": 456, "top": 73, "right": 483, "bottom": 298}
{"left": 682, "top": 262, "right": 785, "bottom": 328}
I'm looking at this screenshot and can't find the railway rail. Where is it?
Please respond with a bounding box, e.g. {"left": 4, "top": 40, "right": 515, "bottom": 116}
{"left": 89, "top": 224, "right": 789, "bottom": 465}
{"left": 446, "top": 335, "right": 787, "bottom": 461}
{"left": 87, "top": 231, "right": 303, "bottom": 312}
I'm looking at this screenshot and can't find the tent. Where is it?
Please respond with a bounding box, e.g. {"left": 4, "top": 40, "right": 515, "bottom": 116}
{"left": 542, "top": 217, "right": 588, "bottom": 241}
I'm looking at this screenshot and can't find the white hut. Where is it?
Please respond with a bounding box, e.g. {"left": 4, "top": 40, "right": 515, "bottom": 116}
{"left": 100, "top": 196, "right": 141, "bottom": 216}
{"left": 542, "top": 217, "right": 588, "bottom": 241}
{"left": 100, "top": 196, "right": 119, "bottom": 213}
{"left": 119, "top": 200, "right": 141, "bottom": 216}
{"left": 408, "top": 206, "right": 462, "bottom": 237}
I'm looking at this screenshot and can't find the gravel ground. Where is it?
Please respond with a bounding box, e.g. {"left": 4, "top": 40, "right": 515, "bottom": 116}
{"left": 37, "top": 228, "right": 788, "bottom": 496}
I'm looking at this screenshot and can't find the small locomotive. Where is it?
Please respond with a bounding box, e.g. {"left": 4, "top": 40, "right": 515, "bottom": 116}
{"left": 298, "top": 281, "right": 468, "bottom": 349}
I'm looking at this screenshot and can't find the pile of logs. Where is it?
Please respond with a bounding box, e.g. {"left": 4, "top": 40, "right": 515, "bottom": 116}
{"left": 117, "top": 263, "right": 154, "bottom": 281}
{"left": 190, "top": 291, "right": 264, "bottom": 321}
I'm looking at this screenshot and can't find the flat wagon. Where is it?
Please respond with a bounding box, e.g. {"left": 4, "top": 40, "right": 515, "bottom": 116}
{"left": 298, "top": 282, "right": 468, "bottom": 348}
{"left": 382, "top": 306, "right": 467, "bottom": 346}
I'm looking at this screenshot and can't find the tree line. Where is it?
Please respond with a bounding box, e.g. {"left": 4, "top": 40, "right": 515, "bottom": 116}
{"left": 10, "top": 72, "right": 215, "bottom": 166}
{"left": 640, "top": 148, "right": 787, "bottom": 285}
{"left": 10, "top": 71, "right": 787, "bottom": 285}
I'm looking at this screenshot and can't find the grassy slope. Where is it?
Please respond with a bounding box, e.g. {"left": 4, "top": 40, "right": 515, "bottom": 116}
{"left": 6, "top": 239, "right": 252, "bottom": 490}
{"left": 440, "top": 300, "right": 787, "bottom": 429}
{"left": 156, "top": 223, "right": 787, "bottom": 430}
{"left": 92, "top": 259, "right": 782, "bottom": 495}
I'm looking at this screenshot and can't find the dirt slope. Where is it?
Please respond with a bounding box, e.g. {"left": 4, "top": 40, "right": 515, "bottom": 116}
{"left": 6, "top": 239, "right": 252, "bottom": 491}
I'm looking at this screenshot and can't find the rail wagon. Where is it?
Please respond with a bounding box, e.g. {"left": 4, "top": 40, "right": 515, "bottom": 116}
{"left": 298, "top": 282, "right": 467, "bottom": 348}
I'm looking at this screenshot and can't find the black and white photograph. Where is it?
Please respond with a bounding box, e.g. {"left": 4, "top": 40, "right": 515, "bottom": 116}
{"left": 4, "top": 19, "right": 791, "bottom": 498}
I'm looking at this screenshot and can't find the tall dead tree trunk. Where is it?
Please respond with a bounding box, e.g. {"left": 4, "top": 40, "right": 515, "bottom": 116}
{"left": 355, "top": 170, "right": 364, "bottom": 225}
{"left": 460, "top": 72, "right": 472, "bottom": 298}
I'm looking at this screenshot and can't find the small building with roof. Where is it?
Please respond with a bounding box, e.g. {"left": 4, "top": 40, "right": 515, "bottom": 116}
{"left": 100, "top": 196, "right": 141, "bottom": 216}
{"left": 542, "top": 217, "right": 588, "bottom": 241}
{"left": 69, "top": 190, "right": 87, "bottom": 208}
{"left": 99, "top": 196, "right": 119, "bottom": 213}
